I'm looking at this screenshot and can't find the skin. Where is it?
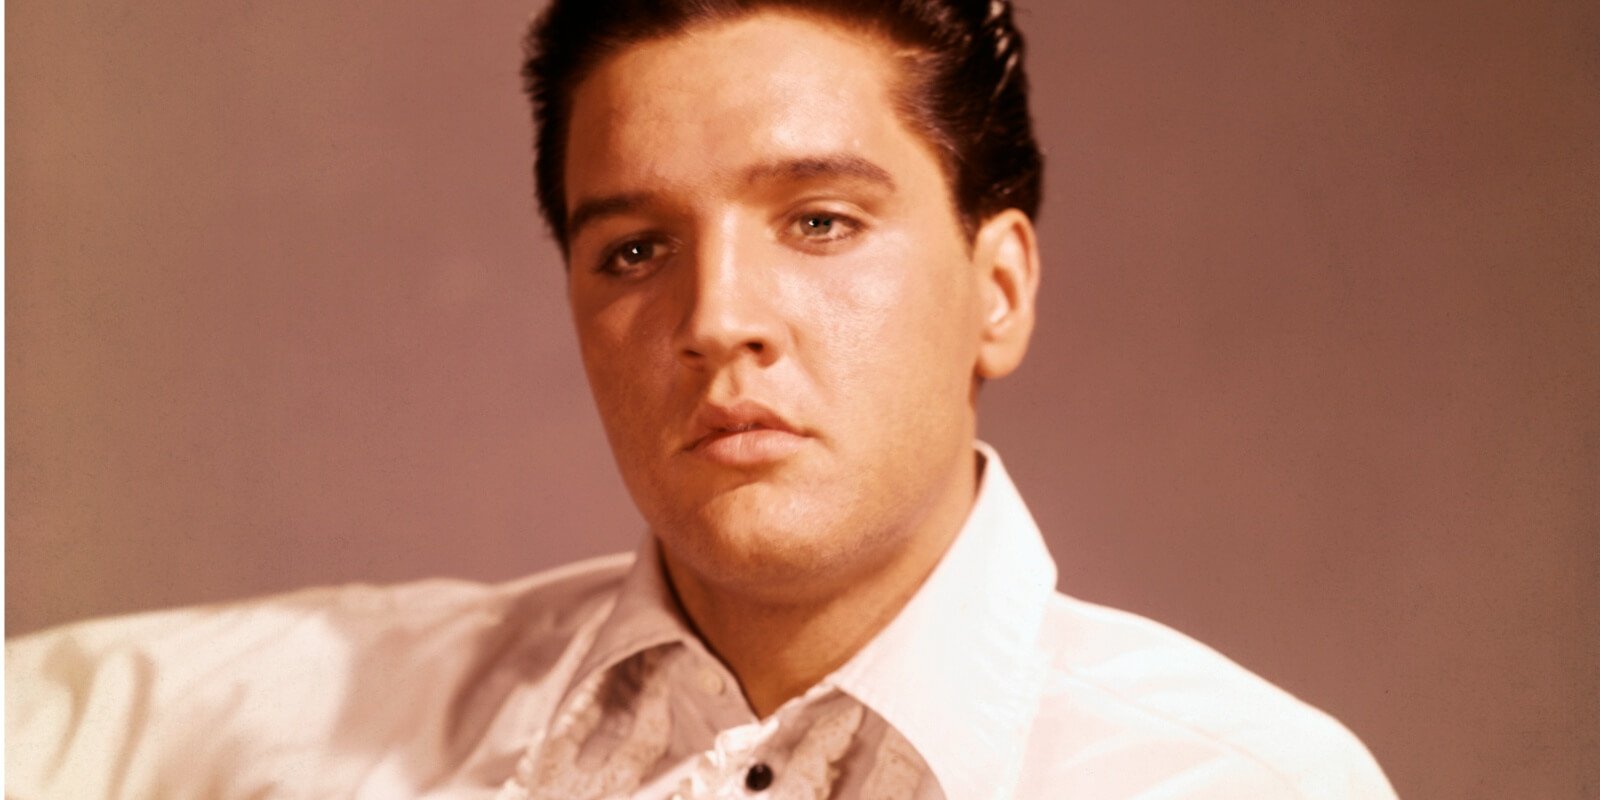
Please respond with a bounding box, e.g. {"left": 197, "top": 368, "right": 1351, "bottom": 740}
{"left": 563, "top": 10, "right": 1040, "bottom": 717}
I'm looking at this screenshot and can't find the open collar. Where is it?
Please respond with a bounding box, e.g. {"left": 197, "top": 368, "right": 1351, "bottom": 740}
{"left": 828, "top": 442, "right": 1057, "bottom": 800}
{"left": 563, "top": 442, "right": 1057, "bottom": 800}
{"left": 565, "top": 535, "right": 699, "bottom": 694}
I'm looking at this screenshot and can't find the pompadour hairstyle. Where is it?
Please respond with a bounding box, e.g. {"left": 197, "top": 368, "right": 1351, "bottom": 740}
{"left": 521, "top": 0, "right": 1043, "bottom": 250}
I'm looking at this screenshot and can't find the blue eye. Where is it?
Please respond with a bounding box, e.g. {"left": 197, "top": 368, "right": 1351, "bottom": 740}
{"left": 598, "top": 237, "right": 669, "bottom": 277}
{"left": 790, "top": 211, "right": 860, "bottom": 244}
{"left": 802, "top": 215, "right": 836, "bottom": 235}
{"left": 619, "top": 241, "right": 655, "bottom": 264}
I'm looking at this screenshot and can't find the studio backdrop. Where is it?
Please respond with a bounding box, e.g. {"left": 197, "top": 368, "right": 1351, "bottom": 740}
{"left": 7, "top": 1, "right": 1597, "bottom": 798}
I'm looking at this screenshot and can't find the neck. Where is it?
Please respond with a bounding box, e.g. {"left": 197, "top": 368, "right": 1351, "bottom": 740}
{"left": 664, "top": 452, "right": 979, "bottom": 718}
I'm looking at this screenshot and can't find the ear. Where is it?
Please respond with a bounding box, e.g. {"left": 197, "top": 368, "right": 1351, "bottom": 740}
{"left": 972, "top": 209, "right": 1041, "bottom": 380}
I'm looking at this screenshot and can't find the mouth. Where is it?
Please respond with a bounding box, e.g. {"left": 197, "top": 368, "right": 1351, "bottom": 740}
{"left": 684, "top": 401, "right": 808, "bottom": 466}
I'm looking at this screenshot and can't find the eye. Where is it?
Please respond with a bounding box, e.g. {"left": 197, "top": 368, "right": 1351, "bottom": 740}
{"left": 596, "top": 236, "right": 672, "bottom": 278}
{"left": 788, "top": 210, "right": 861, "bottom": 245}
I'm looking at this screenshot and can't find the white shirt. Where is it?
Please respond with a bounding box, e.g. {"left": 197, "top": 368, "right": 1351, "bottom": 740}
{"left": 6, "top": 445, "right": 1398, "bottom": 799}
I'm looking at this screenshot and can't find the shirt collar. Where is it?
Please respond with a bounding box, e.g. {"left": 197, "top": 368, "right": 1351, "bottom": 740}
{"left": 565, "top": 442, "right": 1057, "bottom": 800}
{"left": 567, "top": 535, "right": 700, "bottom": 691}
{"left": 829, "top": 441, "right": 1057, "bottom": 800}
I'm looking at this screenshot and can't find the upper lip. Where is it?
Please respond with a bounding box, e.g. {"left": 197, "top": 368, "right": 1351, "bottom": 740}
{"left": 684, "top": 399, "right": 803, "bottom": 451}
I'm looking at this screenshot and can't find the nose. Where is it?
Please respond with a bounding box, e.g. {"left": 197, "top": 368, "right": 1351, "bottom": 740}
{"left": 673, "top": 226, "right": 784, "bottom": 371}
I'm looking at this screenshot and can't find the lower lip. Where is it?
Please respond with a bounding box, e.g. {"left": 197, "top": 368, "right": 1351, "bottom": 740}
{"left": 690, "top": 428, "right": 806, "bottom": 466}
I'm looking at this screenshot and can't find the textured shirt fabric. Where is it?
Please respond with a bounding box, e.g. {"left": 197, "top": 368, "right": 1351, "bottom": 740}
{"left": 6, "top": 445, "right": 1399, "bottom": 799}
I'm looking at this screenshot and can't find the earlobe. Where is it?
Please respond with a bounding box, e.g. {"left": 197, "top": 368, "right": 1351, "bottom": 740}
{"left": 973, "top": 209, "right": 1040, "bottom": 380}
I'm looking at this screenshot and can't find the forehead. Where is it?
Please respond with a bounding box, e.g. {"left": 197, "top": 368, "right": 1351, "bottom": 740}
{"left": 564, "top": 11, "right": 929, "bottom": 204}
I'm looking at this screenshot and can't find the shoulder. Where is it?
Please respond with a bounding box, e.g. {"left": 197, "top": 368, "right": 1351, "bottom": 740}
{"left": 1021, "top": 593, "right": 1398, "bottom": 800}
{"left": 5, "top": 553, "right": 635, "bottom": 799}
{"left": 7, "top": 551, "right": 635, "bottom": 682}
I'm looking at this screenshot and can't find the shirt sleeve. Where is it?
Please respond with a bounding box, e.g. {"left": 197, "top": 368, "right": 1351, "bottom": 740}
{"left": 5, "top": 597, "right": 343, "bottom": 800}
{"left": 8, "top": 610, "right": 192, "bottom": 799}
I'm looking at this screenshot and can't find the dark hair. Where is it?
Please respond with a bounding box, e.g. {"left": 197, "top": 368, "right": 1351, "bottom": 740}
{"left": 521, "top": 0, "right": 1042, "bottom": 249}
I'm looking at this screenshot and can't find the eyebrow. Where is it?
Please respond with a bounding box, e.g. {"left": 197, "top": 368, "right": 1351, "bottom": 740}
{"left": 564, "top": 155, "right": 897, "bottom": 241}
{"left": 740, "top": 154, "right": 897, "bottom": 190}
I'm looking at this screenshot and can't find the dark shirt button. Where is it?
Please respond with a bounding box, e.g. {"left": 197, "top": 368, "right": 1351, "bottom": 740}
{"left": 744, "top": 762, "right": 774, "bottom": 792}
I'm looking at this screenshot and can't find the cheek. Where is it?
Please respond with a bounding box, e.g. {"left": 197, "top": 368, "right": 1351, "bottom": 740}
{"left": 790, "top": 235, "right": 977, "bottom": 403}
{"left": 574, "top": 293, "right": 669, "bottom": 424}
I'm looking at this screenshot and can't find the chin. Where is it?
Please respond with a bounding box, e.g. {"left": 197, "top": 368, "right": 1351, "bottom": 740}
{"left": 656, "top": 485, "right": 872, "bottom": 596}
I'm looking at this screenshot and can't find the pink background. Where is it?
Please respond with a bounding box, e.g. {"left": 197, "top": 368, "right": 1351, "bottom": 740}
{"left": 7, "top": 1, "right": 1597, "bottom": 797}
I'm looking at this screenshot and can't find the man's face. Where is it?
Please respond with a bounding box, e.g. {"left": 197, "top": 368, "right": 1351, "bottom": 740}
{"left": 563, "top": 12, "right": 1013, "bottom": 597}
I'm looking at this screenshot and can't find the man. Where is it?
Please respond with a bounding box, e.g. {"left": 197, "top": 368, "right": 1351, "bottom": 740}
{"left": 7, "top": 1, "right": 1398, "bottom": 797}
